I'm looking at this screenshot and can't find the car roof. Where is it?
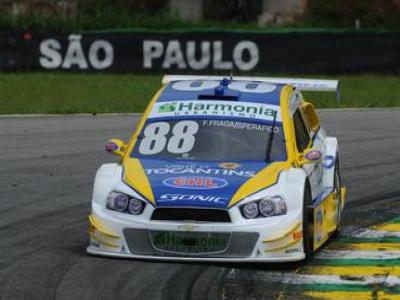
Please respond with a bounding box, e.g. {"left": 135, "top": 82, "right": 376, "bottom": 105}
{"left": 156, "top": 79, "right": 286, "bottom": 106}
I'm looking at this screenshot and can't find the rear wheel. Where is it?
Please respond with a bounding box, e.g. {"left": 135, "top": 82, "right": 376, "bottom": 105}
{"left": 302, "top": 181, "right": 314, "bottom": 260}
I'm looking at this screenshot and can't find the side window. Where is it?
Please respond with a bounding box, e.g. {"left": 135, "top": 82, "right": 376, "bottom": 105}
{"left": 293, "top": 109, "right": 310, "bottom": 152}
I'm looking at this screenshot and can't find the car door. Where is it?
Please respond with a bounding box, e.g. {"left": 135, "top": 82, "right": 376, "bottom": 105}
{"left": 293, "top": 107, "right": 325, "bottom": 200}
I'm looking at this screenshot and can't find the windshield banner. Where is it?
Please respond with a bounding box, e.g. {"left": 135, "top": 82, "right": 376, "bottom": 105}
{"left": 149, "top": 100, "right": 281, "bottom": 122}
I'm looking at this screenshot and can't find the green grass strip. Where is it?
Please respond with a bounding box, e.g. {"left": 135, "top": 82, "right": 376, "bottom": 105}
{"left": 302, "top": 284, "right": 374, "bottom": 292}
{"left": 1, "top": 73, "right": 400, "bottom": 114}
{"left": 386, "top": 216, "right": 400, "bottom": 224}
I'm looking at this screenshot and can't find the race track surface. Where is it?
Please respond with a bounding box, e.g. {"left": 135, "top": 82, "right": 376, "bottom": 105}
{"left": 1, "top": 109, "right": 400, "bottom": 299}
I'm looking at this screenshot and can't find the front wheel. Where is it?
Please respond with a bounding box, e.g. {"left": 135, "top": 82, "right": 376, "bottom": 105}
{"left": 302, "top": 181, "right": 314, "bottom": 260}
{"left": 334, "top": 154, "right": 343, "bottom": 233}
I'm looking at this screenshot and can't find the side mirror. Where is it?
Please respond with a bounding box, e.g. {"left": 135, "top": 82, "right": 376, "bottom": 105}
{"left": 105, "top": 139, "right": 127, "bottom": 157}
{"left": 299, "top": 149, "right": 322, "bottom": 165}
{"left": 303, "top": 102, "right": 320, "bottom": 132}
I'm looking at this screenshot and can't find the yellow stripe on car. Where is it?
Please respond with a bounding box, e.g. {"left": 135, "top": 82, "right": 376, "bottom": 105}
{"left": 119, "top": 86, "right": 166, "bottom": 205}
{"left": 89, "top": 233, "right": 119, "bottom": 248}
{"left": 88, "top": 214, "right": 119, "bottom": 239}
{"left": 125, "top": 85, "right": 167, "bottom": 156}
{"left": 89, "top": 214, "right": 120, "bottom": 248}
{"left": 264, "top": 239, "right": 302, "bottom": 253}
{"left": 262, "top": 222, "right": 301, "bottom": 243}
{"left": 229, "top": 162, "right": 290, "bottom": 207}
{"left": 340, "top": 187, "right": 346, "bottom": 208}
{"left": 280, "top": 85, "right": 298, "bottom": 163}
{"left": 123, "top": 158, "right": 155, "bottom": 205}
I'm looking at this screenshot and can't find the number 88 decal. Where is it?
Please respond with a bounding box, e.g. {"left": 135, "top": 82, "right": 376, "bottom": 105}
{"left": 138, "top": 121, "right": 199, "bottom": 155}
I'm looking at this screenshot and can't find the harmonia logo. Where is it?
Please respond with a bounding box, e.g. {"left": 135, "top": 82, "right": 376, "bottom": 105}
{"left": 163, "top": 176, "right": 228, "bottom": 189}
{"left": 154, "top": 100, "right": 279, "bottom": 121}
{"left": 158, "top": 102, "right": 177, "bottom": 113}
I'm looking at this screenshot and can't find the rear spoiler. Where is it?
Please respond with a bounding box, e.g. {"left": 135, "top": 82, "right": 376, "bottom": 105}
{"left": 162, "top": 75, "right": 341, "bottom": 104}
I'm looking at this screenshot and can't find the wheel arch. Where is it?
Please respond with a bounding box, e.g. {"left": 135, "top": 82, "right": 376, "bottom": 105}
{"left": 92, "top": 163, "right": 122, "bottom": 206}
{"left": 283, "top": 167, "right": 309, "bottom": 213}
{"left": 323, "top": 136, "right": 339, "bottom": 188}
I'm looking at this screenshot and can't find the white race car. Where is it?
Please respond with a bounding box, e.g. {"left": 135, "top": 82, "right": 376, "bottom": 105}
{"left": 87, "top": 75, "right": 346, "bottom": 262}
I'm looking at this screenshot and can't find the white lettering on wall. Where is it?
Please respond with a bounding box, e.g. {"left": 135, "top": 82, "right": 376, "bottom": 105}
{"left": 39, "top": 34, "right": 114, "bottom": 70}
{"left": 142, "top": 40, "right": 259, "bottom": 71}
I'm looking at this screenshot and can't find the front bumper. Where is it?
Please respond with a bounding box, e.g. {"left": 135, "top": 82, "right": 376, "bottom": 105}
{"left": 87, "top": 203, "right": 305, "bottom": 262}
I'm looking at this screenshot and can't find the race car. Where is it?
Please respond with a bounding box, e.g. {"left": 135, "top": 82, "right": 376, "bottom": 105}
{"left": 87, "top": 75, "right": 346, "bottom": 262}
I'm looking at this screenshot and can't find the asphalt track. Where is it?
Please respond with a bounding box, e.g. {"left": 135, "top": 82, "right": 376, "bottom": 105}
{"left": 1, "top": 109, "right": 400, "bottom": 299}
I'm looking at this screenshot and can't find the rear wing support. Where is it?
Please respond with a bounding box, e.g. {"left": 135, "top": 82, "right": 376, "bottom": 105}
{"left": 162, "top": 75, "right": 341, "bottom": 105}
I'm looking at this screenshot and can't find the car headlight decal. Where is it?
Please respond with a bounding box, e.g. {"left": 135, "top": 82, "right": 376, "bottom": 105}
{"left": 240, "top": 196, "right": 287, "bottom": 219}
{"left": 106, "top": 191, "right": 146, "bottom": 215}
{"left": 259, "top": 198, "right": 276, "bottom": 217}
{"left": 127, "top": 198, "right": 144, "bottom": 215}
{"left": 243, "top": 202, "right": 259, "bottom": 219}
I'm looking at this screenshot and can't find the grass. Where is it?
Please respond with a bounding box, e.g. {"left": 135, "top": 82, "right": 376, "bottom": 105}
{"left": 0, "top": 73, "right": 399, "bottom": 114}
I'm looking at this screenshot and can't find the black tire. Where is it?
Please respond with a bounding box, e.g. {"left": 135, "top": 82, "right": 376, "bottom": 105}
{"left": 333, "top": 154, "right": 343, "bottom": 234}
{"left": 302, "top": 181, "right": 314, "bottom": 260}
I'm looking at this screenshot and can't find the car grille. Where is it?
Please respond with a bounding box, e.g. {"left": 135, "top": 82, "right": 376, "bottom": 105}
{"left": 151, "top": 208, "right": 231, "bottom": 222}
{"left": 150, "top": 231, "right": 231, "bottom": 254}
{"left": 123, "top": 229, "right": 259, "bottom": 258}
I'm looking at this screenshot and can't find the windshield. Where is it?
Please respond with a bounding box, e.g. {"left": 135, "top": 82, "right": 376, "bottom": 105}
{"left": 132, "top": 118, "right": 287, "bottom": 162}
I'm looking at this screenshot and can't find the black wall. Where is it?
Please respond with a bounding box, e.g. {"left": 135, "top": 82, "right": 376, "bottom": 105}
{"left": 1, "top": 30, "right": 400, "bottom": 74}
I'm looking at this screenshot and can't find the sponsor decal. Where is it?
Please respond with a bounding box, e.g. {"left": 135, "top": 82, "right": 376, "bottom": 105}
{"left": 143, "top": 40, "right": 259, "bottom": 71}
{"left": 158, "top": 102, "right": 177, "bottom": 113}
{"left": 39, "top": 34, "right": 114, "bottom": 70}
{"left": 158, "top": 194, "right": 227, "bottom": 204}
{"left": 146, "top": 167, "right": 255, "bottom": 178}
{"left": 323, "top": 155, "right": 336, "bottom": 169}
{"left": 165, "top": 163, "right": 210, "bottom": 169}
{"left": 285, "top": 247, "right": 301, "bottom": 254}
{"left": 151, "top": 231, "right": 229, "bottom": 253}
{"left": 292, "top": 231, "right": 303, "bottom": 241}
{"left": 150, "top": 100, "right": 281, "bottom": 122}
{"left": 202, "top": 120, "right": 280, "bottom": 133}
{"left": 163, "top": 176, "right": 228, "bottom": 189}
{"left": 219, "top": 162, "right": 241, "bottom": 170}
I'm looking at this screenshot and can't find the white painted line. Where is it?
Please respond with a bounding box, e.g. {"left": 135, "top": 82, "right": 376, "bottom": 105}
{"left": 352, "top": 229, "right": 400, "bottom": 239}
{"left": 317, "top": 250, "right": 400, "bottom": 260}
{"left": 226, "top": 270, "right": 400, "bottom": 287}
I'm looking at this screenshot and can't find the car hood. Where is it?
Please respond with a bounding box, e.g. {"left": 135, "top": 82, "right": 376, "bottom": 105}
{"left": 123, "top": 158, "right": 271, "bottom": 209}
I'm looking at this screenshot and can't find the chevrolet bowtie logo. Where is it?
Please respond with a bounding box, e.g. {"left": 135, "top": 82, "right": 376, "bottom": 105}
{"left": 177, "top": 223, "right": 198, "bottom": 231}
